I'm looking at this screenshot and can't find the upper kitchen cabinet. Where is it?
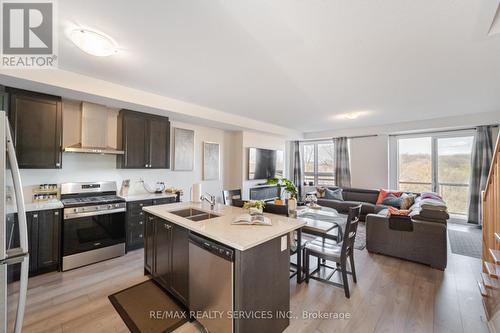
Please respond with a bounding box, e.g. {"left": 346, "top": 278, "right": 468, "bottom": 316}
{"left": 117, "top": 110, "right": 170, "bottom": 169}
{"left": 7, "top": 88, "right": 62, "bottom": 169}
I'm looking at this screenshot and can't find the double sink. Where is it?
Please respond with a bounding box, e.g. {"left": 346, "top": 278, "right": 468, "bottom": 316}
{"left": 170, "top": 208, "right": 219, "bottom": 222}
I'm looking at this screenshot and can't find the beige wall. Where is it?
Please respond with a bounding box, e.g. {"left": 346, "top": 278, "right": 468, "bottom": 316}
{"left": 349, "top": 135, "right": 389, "bottom": 189}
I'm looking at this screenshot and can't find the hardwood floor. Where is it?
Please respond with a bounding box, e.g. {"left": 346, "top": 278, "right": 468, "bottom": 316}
{"left": 8, "top": 240, "right": 488, "bottom": 333}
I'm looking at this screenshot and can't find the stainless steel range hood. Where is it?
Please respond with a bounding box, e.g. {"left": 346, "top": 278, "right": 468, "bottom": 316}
{"left": 63, "top": 102, "right": 124, "bottom": 155}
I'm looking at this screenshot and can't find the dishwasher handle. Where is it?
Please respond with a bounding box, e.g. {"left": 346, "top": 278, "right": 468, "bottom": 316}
{"left": 189, "top": 232, "right": 234, "bottom": 262}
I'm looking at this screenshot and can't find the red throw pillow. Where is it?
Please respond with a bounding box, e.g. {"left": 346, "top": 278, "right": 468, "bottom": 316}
{"left": 376, "top": 189, "right": 402, "bottom": 205}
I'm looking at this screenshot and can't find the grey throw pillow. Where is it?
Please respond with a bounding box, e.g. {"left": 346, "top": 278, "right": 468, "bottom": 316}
{"left": 324, "top": 188, "right": 343, "bottom": 200}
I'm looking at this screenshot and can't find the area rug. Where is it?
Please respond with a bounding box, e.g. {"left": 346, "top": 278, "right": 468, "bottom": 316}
{"left": 109, "top": 280, "right": 188, "bottom": 333}
{"left": 448, "top": 228, "right": 482, "bottom": 259}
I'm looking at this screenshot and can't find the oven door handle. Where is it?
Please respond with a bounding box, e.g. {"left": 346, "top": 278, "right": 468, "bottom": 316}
{"left": 64, "top": 207, "right": 126, "bottom": 220}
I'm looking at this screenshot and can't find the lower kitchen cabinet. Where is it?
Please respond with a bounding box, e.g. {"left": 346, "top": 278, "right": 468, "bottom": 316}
{"left": 32, "top": 209, "right": 61, "bottom": 272}
{"left": 6, "top": 209, "right": 61, "bottom": 281}
{"left": 144, "top": 213, "right": 189, "bottom": 306}
{"left": 144, "top": 213, "right": 156, "bottom": 273}
{"left": 126, "top": 196, "right": 177, "bottom": 251}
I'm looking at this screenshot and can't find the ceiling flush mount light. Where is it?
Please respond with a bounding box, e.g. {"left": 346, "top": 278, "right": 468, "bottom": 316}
{"left": 69, "top": 28, "right": 118, "bottom": 57}
{"left": 344, "top": 112, "right": 361, "bottom": 120}
{"left": 335, "top": 110, "right": 372, "bottom": 120}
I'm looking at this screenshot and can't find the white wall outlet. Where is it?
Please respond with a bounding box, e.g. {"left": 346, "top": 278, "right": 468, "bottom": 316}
{"left": 281, "top": 235, "right": 287, "bottom": 252}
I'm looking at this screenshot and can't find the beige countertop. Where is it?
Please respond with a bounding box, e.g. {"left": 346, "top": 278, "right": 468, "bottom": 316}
{"left": 119, "top": 192, "right": 177, "bottom": 202}
{"left": 143, "top": 202, "right": 306, "bottom": 251}
{"left": 7, "top": 199, "right": 64, "bottom": 214}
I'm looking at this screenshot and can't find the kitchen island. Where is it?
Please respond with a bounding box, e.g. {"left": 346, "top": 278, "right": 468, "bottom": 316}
{"left": 143, "top": 201, "right": 306, "bottom": 333}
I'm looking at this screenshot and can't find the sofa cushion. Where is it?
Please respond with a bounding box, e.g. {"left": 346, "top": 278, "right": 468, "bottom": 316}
{"left": 316, "top": 186, "right": 326, "bottom": 198}
{"left": 324, "top": 187, "right": 343, "bottom": 200}
{"left": 409, "top": 208, "right": 449, "bottom": 222}
{"left": 376, "top": 189, "right": 402, "bottom": 205}
{"left": 382, "top": 194, "right": 402, "bottom": 208}
{"left": 340, "top": 188, "right": 379, "bottom": 204}
{"left": 400, "top": 193, "right": 417, "bottom": 210}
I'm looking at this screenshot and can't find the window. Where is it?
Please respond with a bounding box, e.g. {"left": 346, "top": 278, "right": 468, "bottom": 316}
{"left": 392, "top": 132, "right": 474, "bottom": 215}
{"left": 301, "top": 141, "right": 335, "bottom": 186}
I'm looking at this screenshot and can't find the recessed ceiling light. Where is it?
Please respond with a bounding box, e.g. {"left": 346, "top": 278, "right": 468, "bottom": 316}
{"left": 69, "top": 28, "right": 118, "bottom": 57}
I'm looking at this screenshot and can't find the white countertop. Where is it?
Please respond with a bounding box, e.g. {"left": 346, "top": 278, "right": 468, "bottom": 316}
{"left": 6, "top": 200, "right": 64, "bottom": 214}
{"left": 143, "top": 202, "right": 306, "bottom": 251}
{"left": 119, "top": 192, "right": 177, "bottom": 202}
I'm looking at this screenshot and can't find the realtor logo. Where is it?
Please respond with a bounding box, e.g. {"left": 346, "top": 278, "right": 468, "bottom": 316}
{"left": 1, "top": 0, "right": 57, "bottom": 68}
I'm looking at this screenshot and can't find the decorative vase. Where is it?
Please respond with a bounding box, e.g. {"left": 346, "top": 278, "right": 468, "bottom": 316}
{"left": 288, "top": 197, "right": 297, "bottom": 217}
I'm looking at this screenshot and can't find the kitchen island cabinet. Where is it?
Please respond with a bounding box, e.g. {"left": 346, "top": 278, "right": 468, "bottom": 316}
{"left": 143, "top": 202, "right": 305, "bottom": 333}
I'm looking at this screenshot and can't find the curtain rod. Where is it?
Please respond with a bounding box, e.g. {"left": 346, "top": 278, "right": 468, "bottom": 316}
{"left": 388, "top": 124, "right": 499, "bottom": 137}
{"left": 301, "top": 134, "right": 378, "bottom": 142}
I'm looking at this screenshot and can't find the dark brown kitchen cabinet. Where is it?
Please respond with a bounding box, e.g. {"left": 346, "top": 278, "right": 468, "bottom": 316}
{"left": 144, "top": 213, "right": 156, "bottom": 274}
{"left": 149, "top": 118, "right": 170, "bottom": 168}
{"left": 126, "top": 197, "right": 176, "bottom": 251}
{"left": 169, "top": 224, "right": 189, "bottom": 305}
{"left": 35, "top": 210, "right": 61, "bottom": 271}
{"left": 6, "top": 209, "right": 61, "bottom": 281}
{"left": 27, "top": 209, "right": 61, "bottom": 274}
{"left": 117, "top": 110, "right": 170, "bottom": 169}
{"left": 144, "top": 213, "right": 189, "bottom": 307}
{"left": 154, "top": 220, "right": 172, "bottom": 291}
{"left": 7, "top": 88, "right": 62, "bottom": 169}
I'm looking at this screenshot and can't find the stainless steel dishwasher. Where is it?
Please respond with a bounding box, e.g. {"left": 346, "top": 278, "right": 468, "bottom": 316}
{"left": 189, "top": 233, "right": 234, "bottom": 333}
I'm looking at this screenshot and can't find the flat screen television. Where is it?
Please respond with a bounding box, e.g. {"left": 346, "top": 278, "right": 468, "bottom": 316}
{"left": 248, "top": 148, "right": 284, "bottom": 180}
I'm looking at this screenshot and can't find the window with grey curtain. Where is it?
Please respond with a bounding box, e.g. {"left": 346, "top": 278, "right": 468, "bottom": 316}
{"left": 334, "top": 137, "right": 351, "bottom": 188}
{"left": 468, "top": 126, "right": 495, "bottom": 225}
{"left": 292, "top": 141, "right": 303, "bottom": 199}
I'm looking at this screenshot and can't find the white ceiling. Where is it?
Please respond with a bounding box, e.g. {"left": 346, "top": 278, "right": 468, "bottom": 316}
{"left": 57, "top": 0, "right": 500, "bottom": 134}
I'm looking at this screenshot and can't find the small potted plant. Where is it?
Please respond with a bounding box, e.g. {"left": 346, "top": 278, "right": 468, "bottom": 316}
{"left": 266, "top": 177, "right": 298, "bottom": 199}
{"left": 243, "top": 200, "right": 266, "bottom": 215}
{"left": 267, "top": 177, "right": 299, "bottom": 215}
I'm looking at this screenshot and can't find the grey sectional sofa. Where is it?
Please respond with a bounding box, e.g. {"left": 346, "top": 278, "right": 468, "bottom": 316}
{"left": 315, "top": 186, "right": 448, "bottom": 270}
{"left": 365, "top": 213, "right": 447, "bottom": 270}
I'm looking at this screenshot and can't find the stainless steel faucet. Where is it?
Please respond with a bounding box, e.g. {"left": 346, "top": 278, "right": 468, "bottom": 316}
{"left": 200, "top": 192, "right": 216, "bottom": 210}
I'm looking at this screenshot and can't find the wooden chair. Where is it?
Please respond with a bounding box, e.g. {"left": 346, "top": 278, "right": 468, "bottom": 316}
{"left": 304, "top": 205, "right": 361, "bottom": 298}
{"left": 222, "top": 189, "right": 242, "bottom": 206}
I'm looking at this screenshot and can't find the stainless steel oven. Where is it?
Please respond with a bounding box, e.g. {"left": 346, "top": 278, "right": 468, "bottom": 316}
{"left": 61, "top": 182, "right": 126, "bottom": 271}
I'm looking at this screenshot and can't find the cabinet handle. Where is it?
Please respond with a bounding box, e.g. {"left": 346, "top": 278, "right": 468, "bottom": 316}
{"left": 55, "top": 162, "right": 61, "bottom": 167}
{"left": 139, "top": 234, "right": 143, "bottom": 238}
{"left": 54, "top": 211, "right": 59, "bottom": 216}
{"left": 139, "top": 203, "right": 143, "bottom": 207}
{"left": 139, "top": 221, "right": 143, "bottom": 225}
{"left": 33, "top": 214, "right": 38, "bottom": 218}
{"left": 148, "top": 216, "right": 154, "bottom": 221}
{"left": 139, "top": 212, "right": 143, "bottom": 215}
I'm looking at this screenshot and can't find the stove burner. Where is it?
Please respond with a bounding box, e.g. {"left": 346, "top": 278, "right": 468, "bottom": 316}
{"left": 61, "top": 195, "right": 125, "bottom": 207}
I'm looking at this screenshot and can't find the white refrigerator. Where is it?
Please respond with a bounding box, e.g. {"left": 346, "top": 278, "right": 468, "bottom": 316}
{"left": 0, "top": 110, "right": 29, "bottom": 333}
